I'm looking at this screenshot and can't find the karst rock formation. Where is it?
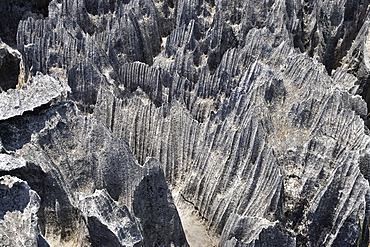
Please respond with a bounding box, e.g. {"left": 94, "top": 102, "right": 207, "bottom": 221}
{"left": 1, "top": 0, "right": 370, "bottom": 246}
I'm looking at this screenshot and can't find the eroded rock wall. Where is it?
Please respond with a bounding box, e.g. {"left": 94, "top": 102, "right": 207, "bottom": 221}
{"left": 0, "top": 0, "right": 370, "bottom": 246}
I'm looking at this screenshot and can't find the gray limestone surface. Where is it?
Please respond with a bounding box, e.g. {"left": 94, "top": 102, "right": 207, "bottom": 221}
{"left": 0, "top": 0, "right": 370, "bottom": 246}
{"left": 0, "top": 175, "right": 44, "bottom": 247}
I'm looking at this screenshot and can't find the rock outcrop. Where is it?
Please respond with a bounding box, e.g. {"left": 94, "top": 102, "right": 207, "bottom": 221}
{"left": 0, "top": 100, "right": 188, "bottom": 246}
{"left": 0, "top": 175, "right": 45, "bottom": 247}
{"left": 0, "top": 72, "right": 69, "bottom": 120}
{"left": 0, "top": 0, "right": 370, "bottom": 246}
{"left": 0, "top": 41, "right": 29, "bottom": 91}
{"left": 78, "top": 189, "right": 143, "bottom": 246}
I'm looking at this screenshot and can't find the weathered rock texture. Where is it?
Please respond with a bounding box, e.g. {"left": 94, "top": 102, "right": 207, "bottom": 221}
{"left": 1, "top": 0, "right": 370, "bottom": 246}
{"left": 0, "top": 72, "right": 69, "bottom": 120}
{"left": 0, "top": 175, "right": 45, "bottom": 247}
{"left": 78, "top": 189, "right": 143, "bottom": 246}
{"left": 0, "top": 101, "right": 187, "bottom": 246}
{"left": 0, "top": 41, "right": 29, "bottom": 91}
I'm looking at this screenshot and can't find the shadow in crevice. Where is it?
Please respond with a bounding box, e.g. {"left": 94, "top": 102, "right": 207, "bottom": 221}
{"left": 0, "top": 179, "right": 30, "bottom": 220}
{"left": 133, "top": 164, "right": 188, "bottom": 247}
{"left": 0, "top": 50, "right": 20, "bottom": 91}
{"left": 0, "top": 103, "right": 50, "bottom": 152}
{"left": 0, "top": 0, "right": 51, "bottom": 47}
{"left": 0, "top": 162, "right": 85, "bottom": 245}
{"left": 86, "top": 216, "right": 122, "bottom": 247}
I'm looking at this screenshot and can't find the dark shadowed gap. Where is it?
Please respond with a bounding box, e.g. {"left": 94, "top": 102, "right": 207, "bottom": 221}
{"left": 0, "top": 51, "right": 20, "bottom": 91}
{"left": 0, "top": 180, "right": 30, "bottom": 220}
{"left": 293, "top": 0, "right": 370, "bottom": 76}
{"left": 0, "top": 0, "right": 51, "bottom": 47}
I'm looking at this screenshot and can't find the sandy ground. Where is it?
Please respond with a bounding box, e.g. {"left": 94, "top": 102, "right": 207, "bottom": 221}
{"left": 173, "top": 192, "right": 217, "bottom": 247}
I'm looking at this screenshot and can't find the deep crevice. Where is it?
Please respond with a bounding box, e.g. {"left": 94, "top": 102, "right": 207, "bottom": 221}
{"left": 0, "top": 51, "right": 20, "bottom": 91}
{"left": 294, "top": 1, "right": 370, "bottom": 75}
{"left": 0, "top": 0, "right": 51, "bottom": 47}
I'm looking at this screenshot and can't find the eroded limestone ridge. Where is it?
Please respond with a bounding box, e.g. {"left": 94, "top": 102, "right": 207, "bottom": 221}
{"left": 0, "top": 72, "right": 70, "bottom": 120}
{"left": 1, "top": 0, "right": 370, "bottom": 246}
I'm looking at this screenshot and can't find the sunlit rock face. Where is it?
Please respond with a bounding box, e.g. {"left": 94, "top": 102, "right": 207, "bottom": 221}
{"left": 1, "top": 0, "right": 370, "bottom": 246}
{"left": 0, "top": 174, "right": 45, "bottom": 247}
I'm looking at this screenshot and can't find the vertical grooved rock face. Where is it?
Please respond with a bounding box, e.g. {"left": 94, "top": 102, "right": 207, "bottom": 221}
{"left": 0, "top": 0, "right": 370, "bottom": 246}
{"left": 0, "top": 101, "right": 188, "bottom": 246}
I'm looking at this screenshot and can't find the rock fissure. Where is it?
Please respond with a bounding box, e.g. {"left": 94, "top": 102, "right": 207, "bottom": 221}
{"left": 180, "top": 192, "right": 209, "bottom": 222}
